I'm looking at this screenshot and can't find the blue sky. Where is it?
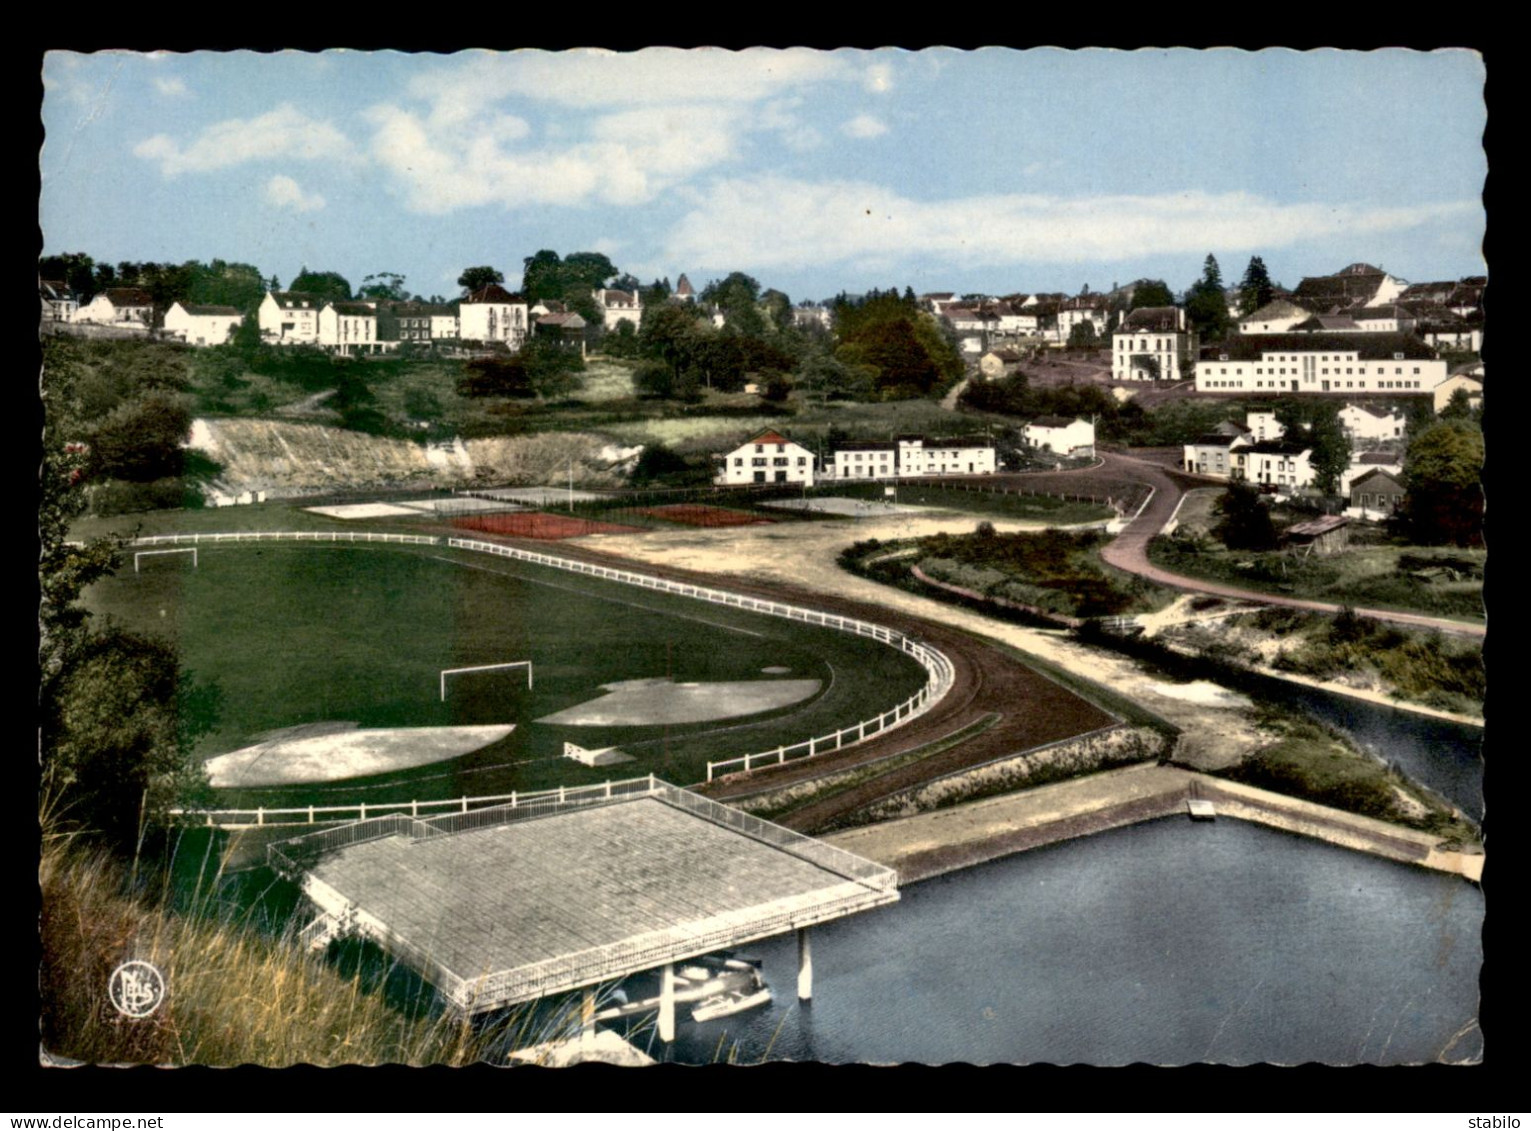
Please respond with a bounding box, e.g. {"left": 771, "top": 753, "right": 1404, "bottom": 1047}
{"left": 41, "top": 48, "right": 1486, "bottom": 303}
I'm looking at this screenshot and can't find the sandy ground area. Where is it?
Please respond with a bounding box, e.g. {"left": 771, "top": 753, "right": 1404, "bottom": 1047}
{"left": 761, "top": 497, "right": 940, "bottom": 517}
{"left": 578, "top": 515, "right": 1272, "bottom": 770}
{"left": 205, "top": 723, "right": 514, "bottom": 786}
{"left": 536, "top": 677, "right": 821, "bottom": 726}
{"left": 304, "top": 502, "right": 421, "bottom": 520}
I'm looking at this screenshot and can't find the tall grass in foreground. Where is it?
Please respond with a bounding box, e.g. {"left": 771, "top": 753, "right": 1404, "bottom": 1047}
{"left": 39, "top": 840, "right": 493, "bottom": 1066}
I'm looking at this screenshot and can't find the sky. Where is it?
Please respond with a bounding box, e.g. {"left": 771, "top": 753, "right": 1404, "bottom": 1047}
{"left": 40, "top": 48, "right": 1487, "bottom": 304}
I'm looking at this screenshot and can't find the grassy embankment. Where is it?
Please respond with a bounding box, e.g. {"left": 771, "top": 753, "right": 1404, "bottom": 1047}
{"left": 39, "top": 839, "right": 511, "bottom": 1066}
{"left": 1210, "top": 708, "right": 1478, "bottom": 843}
{"left": 842, "top": 527, "right": 1175, "bottom": 623}
{"left": 1147, "top": 532, "right": 1484, "bottom": 624}
{"left": 1164, "top": 604, "right": 1485, "bottom": 717}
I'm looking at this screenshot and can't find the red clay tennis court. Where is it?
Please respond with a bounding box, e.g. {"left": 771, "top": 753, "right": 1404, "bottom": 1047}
{"left": 451, "top": 512, "right": 644, "bottom": 539}
{"left": 637, "top": 504, "right": 778, "bottom": 528}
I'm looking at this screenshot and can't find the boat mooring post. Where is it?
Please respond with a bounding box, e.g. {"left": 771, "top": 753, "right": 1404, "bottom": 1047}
{"left": 581, "top": 986, "right": 596, "bottom": 1047}
{"left": 658, "top": 963, "right": 676, "bottom": 1042}
{"left": 797, "top": 928, "right": 813, "bottom": 1002}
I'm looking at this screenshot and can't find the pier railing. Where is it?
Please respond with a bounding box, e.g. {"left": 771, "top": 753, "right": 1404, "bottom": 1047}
{"left": 265, "top": 774, "right": 900, "bottom": 1013}
{"left": 152, "top": 532, "right": 955, "bottom": 823}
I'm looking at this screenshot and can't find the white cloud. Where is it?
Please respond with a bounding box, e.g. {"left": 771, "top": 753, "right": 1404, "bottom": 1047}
{"left": 264, "top": 174, "right": 325, "bottom": 213}
{"left": 367, "top": 102, "right": 743, "bottom": 213}
{"left": 863, "top": 62, "right": 894, "bottom": 93}
{"left": 154, "top": 76, "right": 189, "bottom": 97}
{"left": 134, "top": 103, "right": 362, "bottom": 176}
{"left": 663, "top": 178, "right": 1482, "bottom": 270}
{"left": 407, "top": 47, "right": 853, "bottom": 113}
{"left": 842, "top": 114, "right": 888, "bottom": 139}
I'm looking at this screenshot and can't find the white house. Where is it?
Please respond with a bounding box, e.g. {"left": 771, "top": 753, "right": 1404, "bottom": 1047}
{"left": 715, "top": 429, "right": 816, "bottom": 486}
{"left": 163, "top": 302, "right": 243, "bottom": 346}
{"left": 1057, "top": 295, "right": 1111, "bottom": 342}
{"left": 431, "top": 310, "right": 461, "bottom": 340}
{"left": 895, "top": 436, "right": 997, "bottom": 476}
{"left": 1337, "top": 403, "right": 1407, "bottom": 443}
{"left": 1348, "top": 305, "right": 1416, "bottom": 334}
{"left": 1236, "top": 299, "right": 1314, "bottom": 335}
{"left": 318, "top": 301, "right": 379, "bottom": 354}
{"left": 39, "top": 280, "right": 77, "bottom": 323}
{"left": 460, "top": 284, "right": 529, "bottom": 350}
{"left": 1232, "top": 440, "right": 1315, "bottom": 491}
{"left": 791, "top": 305, "right": 833, "bottom": 331}
{"left": 1432, "top": 370, "right": 1484, "bottom": 414}
{"left": 259, "top": 290, "right": 325, "bottom": 344}
{"left": 1193, "top": 333, "right": 1445, "bottom": 395}
{"left": 826, "top": 436, "right": 997, "bottom": 479}
{"left": 1245, "top": 411, "right": 1285, "bottom": 442}
{"left": 76, "top": 287, "right": 154, "bottom": 326}
{"left": 1183, "top": 432, "right": 1249, "bottom": 479}
{"left": 828, "top": 441, "right": 897, "bottom": 481}
{"left": 1023, "top": 416, "right": 1096, "bottom": 457}
{"left": 1112, "top": 307, "right": 1196, "bottom": 381}
{"left": 594, "top": 288, "right": 642, "bottom": 331}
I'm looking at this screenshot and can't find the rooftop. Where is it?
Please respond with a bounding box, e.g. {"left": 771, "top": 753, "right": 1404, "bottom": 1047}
{"left": 271, "top": 779, "right": 897, "bottom": 1014}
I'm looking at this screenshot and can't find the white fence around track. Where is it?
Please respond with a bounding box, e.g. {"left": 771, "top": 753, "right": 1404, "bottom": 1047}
{"left": 146, "top": 531, "right": 956, "bottom": 826}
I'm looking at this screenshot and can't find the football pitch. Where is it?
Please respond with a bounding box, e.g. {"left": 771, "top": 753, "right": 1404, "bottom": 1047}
{"left": 85, "top": 543, "right": 929, "bottom": 808}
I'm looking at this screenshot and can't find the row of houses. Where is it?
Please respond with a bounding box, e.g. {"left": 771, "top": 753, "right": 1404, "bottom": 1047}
{"left": 1181, "top": 411, "right": 1408, "bottom": 510}
{"left": 39, "top": 280, "right": 648, "bottom": 353}
{"left": 712, "top": 420, "right": 1095, "bottom": 488}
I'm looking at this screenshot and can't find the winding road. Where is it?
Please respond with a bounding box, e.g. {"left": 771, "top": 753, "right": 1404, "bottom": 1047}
{"left": 1083, "top": 450, "right": 1486, "bottom": 639}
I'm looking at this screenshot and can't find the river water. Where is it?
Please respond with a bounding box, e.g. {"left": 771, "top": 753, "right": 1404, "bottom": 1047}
{"left": 655, "top": 678, "right": 1485, "bottom": 1066}
{"left": 659, "top": 817, "right": 1483, "bottom": 1066}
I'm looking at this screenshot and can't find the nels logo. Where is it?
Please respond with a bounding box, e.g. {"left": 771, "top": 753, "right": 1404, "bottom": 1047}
{"left": 108, "top": 960, "right": 166, "bottom": 1018}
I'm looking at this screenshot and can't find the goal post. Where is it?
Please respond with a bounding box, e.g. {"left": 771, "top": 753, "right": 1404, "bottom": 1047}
{"left": 440, "top": 660, "right": 533, "bottom": 701}
{"left": 135, "top": 547, "right": 198, "bottom": 572}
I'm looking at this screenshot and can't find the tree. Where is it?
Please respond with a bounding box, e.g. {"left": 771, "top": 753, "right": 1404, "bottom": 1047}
{"left": 1400, "top": 422, "right": 1485, "bottom": 546}
{"left": 39, "top": 340, "right": 213, "bottom": 851}
{"left": 1238, "top": 256, "right": 1275, "bottom": 316}
{"left": 359, "top": 272, "right": 409, "bottom": 302}
{"left": 1441, "top": 387, "right": 1478, "bottom": 422}
{"left": 520, "top": 335, "right": 586, "bottom": 400}
{"left": 701, "top": 272, "right": 765, "bottom": 336}
{"left": 1067, "top": 320, "right": 1099, "bottom": 349}
{"left": 1129, "top": 279, "right": 1175, "bottom": 310}
{"left": 456, "top": 356, "right": 534, "bottom": 399}
{"left": 289, "top": 268, "right": 352, "bottom": 302}
{"left": 1305, "top": 406, "right": 1351, "bottom": 496}
{"left": 1214, "top": 481, "right": 1277, "bottom": 551}
{"left": 39, "top": 252, "right": 98, "bottom": 301}
{"left": 458, "top": 266, "right": 504, "bottom": 295}
{"left": 1186, "top": 254, "right": 1232, "bottom": 341}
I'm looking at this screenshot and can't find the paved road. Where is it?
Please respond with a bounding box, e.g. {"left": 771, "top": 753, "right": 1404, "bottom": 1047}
{"left": 1094, "top": 450, "right": 1486, "bottom": 639}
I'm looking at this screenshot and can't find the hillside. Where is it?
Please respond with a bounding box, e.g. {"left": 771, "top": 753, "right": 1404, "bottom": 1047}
{"left": 189, "top": 418, "right": 641, "bottom": 498}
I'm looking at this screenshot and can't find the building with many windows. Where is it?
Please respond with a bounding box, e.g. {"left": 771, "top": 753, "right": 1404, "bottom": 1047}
{"left": 1112, "top": 306, "right": 1197, "bottom": 381}
{"left": 824, "top": 435, "right": 997, "bottom": 480}
{"left": 460, "top": 284, "right": 529, "bottom": 349}
{"left": 1193, "top": 333, "right": 1444, "bottom": 394}
{"left": 715, "top": 429, "right": 817, "bottom": 486}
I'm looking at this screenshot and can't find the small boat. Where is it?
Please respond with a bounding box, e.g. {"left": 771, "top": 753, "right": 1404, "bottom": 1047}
{"left": 692, "top": 985, "right": 773, "bottom": 1023}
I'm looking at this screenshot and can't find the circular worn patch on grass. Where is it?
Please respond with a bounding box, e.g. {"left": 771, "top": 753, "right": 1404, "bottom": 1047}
{"left": 536, "top": 677, "right": 821, "bottom": 726}
{"left": 204, "top": 723, "right": 515, "bottom": 786}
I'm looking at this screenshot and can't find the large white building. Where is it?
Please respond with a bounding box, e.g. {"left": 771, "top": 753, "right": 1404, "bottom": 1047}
{"left": 163, "top": 302, "right": 243, "bottom": 346}
{"left": 826, "top": 435, "right": 997, "bottom": 480}
{"left": 1337, "top": 403, "right": 1407, "bottom": 443}
{"left": 715, "top": 429, "right": 817, "bottom": 486}
{"left": 1194, "top": 333, "right": 1445, "bottom": 395}
{"left": 1112, "top": 306, "right": 1197, "bottom": 381}
{"left": 460, "top": 284, "right": 529, "bottom": 349}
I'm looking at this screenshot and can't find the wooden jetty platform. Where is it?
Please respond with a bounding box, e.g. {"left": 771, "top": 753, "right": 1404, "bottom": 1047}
{"left": 1188, "top": 798, "right": 1217, "bottom": 820}
{"left": 268, "top": 776, "right": 898, "bottom": 1041}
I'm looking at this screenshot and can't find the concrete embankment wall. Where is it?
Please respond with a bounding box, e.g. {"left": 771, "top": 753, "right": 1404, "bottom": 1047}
{"left": 824, "top": 762, "right": 1483, "bottom": 886}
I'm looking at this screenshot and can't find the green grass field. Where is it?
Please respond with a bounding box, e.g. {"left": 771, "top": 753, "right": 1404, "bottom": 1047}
{"left": 84, "top": 542, "right": 928, "bottom": 807}
{"left": 823, "top": 481, "right": 1113, "bottom": 524}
